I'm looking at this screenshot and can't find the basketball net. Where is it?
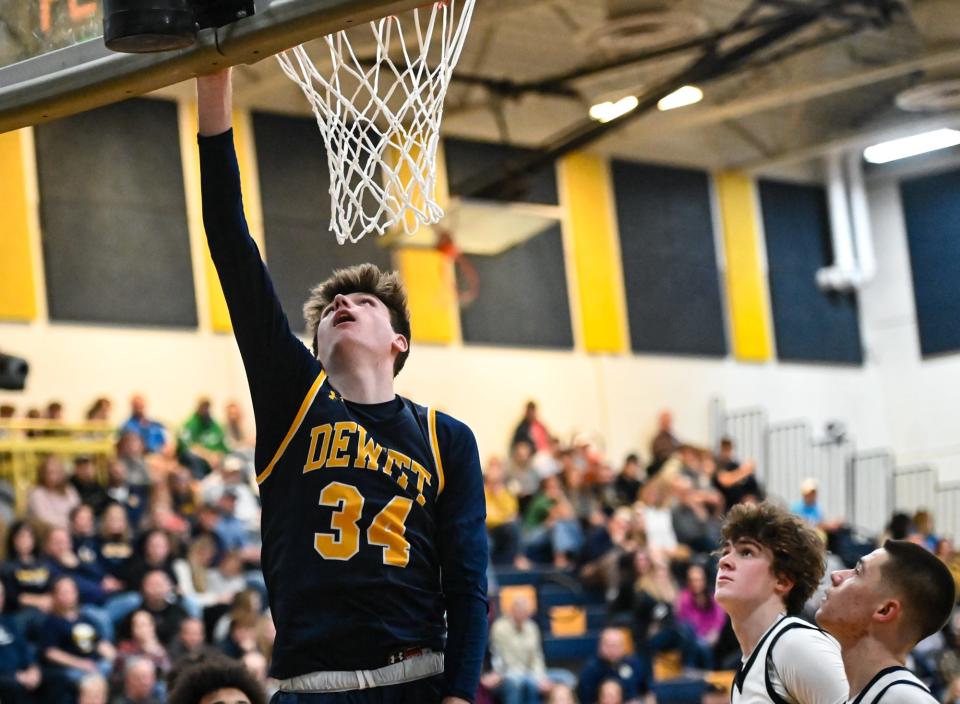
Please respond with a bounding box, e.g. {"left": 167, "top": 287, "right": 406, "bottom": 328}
{"left": 276, "top": 0, "right": 476, "bottom": 245}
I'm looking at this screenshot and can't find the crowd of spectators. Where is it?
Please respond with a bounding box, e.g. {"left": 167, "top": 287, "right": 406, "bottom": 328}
{"left": 2, "top": 396, "right": 960, "bottom": 704}
{"left": 480, "top": 401, "right": 960, "bottom": 704}
{"left": 0, "top": 395, "right": 268, "bottom": 704}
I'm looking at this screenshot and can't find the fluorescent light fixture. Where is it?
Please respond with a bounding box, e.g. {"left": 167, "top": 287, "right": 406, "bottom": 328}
{"left": 863, "top": 128, "right": 960, "bottom": 164}
{"left": 589, "top": 96, "right": 639, "bottom": 123}
{"left": 657, "top": 85, "right": 703, "bottom": 111}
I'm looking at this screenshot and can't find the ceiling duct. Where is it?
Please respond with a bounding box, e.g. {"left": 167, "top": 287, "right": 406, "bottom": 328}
{"left": 580, "top": 0, "right": 708, "bottom": 54}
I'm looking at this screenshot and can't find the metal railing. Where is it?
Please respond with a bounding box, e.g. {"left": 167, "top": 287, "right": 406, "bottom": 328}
{"left": 713, "top": 397, "right": 960, "bottom": 541}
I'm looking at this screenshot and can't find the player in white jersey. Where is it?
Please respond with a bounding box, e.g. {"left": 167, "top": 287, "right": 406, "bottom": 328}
{"left": 715, "top": 502, "right": 848, "bottom": 704}
{"left": 816, "top": 539, "right": 955, "bottom": 704}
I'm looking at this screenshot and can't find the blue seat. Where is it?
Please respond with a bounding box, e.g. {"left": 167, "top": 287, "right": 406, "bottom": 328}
{"left": 652, "top": 677, "right": 707, "bottom": 704}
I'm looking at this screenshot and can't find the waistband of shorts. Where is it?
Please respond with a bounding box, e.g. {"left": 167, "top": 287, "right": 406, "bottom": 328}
{"left": 276, "top": 650, "right": 444, "bottom": 693}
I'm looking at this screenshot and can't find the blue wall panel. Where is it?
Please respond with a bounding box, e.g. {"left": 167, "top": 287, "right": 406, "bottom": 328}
{"left": 612, "top": 160, "right": 727, "bottom": 357}
{"left": 759, "top": 179, "right": 862, "bottom": 364}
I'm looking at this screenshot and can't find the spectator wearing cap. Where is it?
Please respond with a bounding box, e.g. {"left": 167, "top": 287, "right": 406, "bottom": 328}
{"left": 212, "top": 492, "right": 260, "bottom": 566}
{"left": 790, "top": 478, "right": 824, "bottom": 526}
{"left": 200, "top": 454, "right": 259, "bottom": 525}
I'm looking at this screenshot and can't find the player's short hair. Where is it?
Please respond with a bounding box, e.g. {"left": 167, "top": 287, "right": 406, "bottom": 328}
{"left": 303, "top": 263, "right": 411, "bottom": 376}
{"left": 166, "top": 653, "right": 266, "bottom": 704}
{"left": 719, "top": 501, "right": 825, "bottom": 615}
{"left": 881, "top": 539, "right": 955, "bottom": 644}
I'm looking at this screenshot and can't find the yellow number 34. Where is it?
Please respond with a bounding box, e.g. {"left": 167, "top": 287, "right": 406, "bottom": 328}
{"left": 314, "top": 482, "right": 414, "bottom": 567}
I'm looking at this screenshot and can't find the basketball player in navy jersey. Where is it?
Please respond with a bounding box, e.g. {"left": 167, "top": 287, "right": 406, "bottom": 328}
{"left": 715, "top": 502, "right": 848, "bottom": 704}
{"left": 195, "top": 68, "right": 487, "bottom": 704}
{"left": 816, "top": 540, "right": 955, "bottom": 704}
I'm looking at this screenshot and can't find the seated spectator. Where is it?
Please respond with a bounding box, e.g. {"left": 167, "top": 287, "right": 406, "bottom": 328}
{"left": 85, "top": 397, "right": 112, "bottom": 423}
{"left": 217, "top": 614, "right": 259, "bottom": 660}
{"left": 1, "top": 520, "right": 54, "bottom": 631}
{"left": 578, "top": 507, "right": 641, "bottom": 601}
{"left": 212, "top": 492, "right": 260, "bottom": 565}
{"left": 42, "top": 526, "right": 108, "bottom": 606}
{"left": 598, "top": 678, "right": 625, "bottom": 704}
{"left": 179, "top": 398, "right": 229, "bottom": 480}
{"left": 96, "top": 502, "right": 136, "bottom": 590}
{"left": 126, "top": 529, "right": 178, "bottom": 593}
{"left": 174, "top": 535, "right": 242, "bottom": 629}
{"left": 113, "top": 656, "right": 161, "bottom": 704}
{"left": 614, "top": 454, "right": 643, "bottom": 507}
{"left": 116, "top": 432, "right": 152, "bottom": 489}
{"left": 577, "top": 627, "right": 651, "bottom": 704}
{"left": 167, "top": 618, "right": 218, "bottom": 664}
{"left": 484, "top": 457, "right": 528, "bottom": 569}
{"left": 638, "top": 481, "right": 685, "bottom": 560}
{"left": 612, "top": 550, "right": 709, "bottom": 671}
{"left": 199, "top": 455, "right": 259, "bottom": 526}
{"left": 711, "top": 438, "right": 762, "bottom": 508}
{"left": 545, "top": 683, "right": 576, "bottom": 704}
{"left": 166, "top": 652, "right": 266, "bottom": 704}
{"left": 212, "top": 589, "right": 262, "bottom": 645}
{"left": 523, "top": 475, "right": 584, "bottom": 569}
{"left": 674, "top": 564, "right": 726, "bottom": 662}
{"left": 71, "top": 457, "right": 111, "bottom": 517}
{"left": 71, "top": 504, "right": 104, "bottom": 574}
{"left": 120, "top": 571, "right": 189, "bottom": 648}
{"left": 78, "top": 673, "right": 109, "bottom": 704}
{"left": 790, "top": 479, "right": 843, "bottom": 537}
{"left": 113, "top": 610, "right": 171, "bottom": 694}
{"left": 671, "top": 477, "right": 721, "bottom": 555}
{"left": 914, "top": 509, "right": 940, "bottom": 552}
{"left": 489, "top": 595, "right": 573, "bottom": 704}
{"left": 0, "top": 579, "right": 42, "bottom": 704}
{"left": 223, "top": 401, "right": 255, "bottom": 455}
{"left": 104, "top": 461, "right": 147, "bottom": 531}
{"left": 39, "top": 576, "right": 116, "bottom": 687}
{"left": 28, "top": 455, "right": 81, "bottom": 529}
{"left": 169, "top": 469, "right": 200, "bottom": 521}
{"left": 505, "top": 440, "right": 540, "bottom": 516}
{"left": 119, "top": 395, "right": 169, "bottom": 456}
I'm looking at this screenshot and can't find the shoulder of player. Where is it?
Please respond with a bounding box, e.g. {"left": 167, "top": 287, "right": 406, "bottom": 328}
{"left": 772, "top": 620, "right": 841, "bottom": 659}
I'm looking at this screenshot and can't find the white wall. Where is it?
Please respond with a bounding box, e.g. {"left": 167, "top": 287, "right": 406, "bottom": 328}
{"left": 861, "top": 156, "right": 960, "bottom": 481}
{"left": 1, "top": 317, "right": 889, "bottom": 467}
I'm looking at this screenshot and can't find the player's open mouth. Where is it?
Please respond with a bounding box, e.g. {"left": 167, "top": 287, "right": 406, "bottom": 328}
{"left": 333, "top": 311, "right": 356, "bottom": 327}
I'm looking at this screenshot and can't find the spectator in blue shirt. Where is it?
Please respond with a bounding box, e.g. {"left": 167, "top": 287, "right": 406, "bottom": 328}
{"left": 790, "top": 478, "right": 825, "bottom": 526}
{"left": 119, "top": 395, "right": 168, "bottom": 455}
{"left": 577, "top": 627, "right": 651, "bottom": 704}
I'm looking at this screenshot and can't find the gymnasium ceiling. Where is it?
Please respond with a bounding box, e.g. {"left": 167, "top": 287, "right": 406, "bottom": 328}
{"left": 156, "top": 0, "right": 960, "bottom": 176}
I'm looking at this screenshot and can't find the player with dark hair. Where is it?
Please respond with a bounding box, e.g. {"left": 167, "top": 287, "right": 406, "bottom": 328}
{"left": 195, "top": 68, "right": 488, "bottom": 704}
{"left": 816, "top": 539, "right": 955, "bottom": 704}
{"left": 167, "top": 653, "right": 267, "bottom": 704}
{"left": 715, "top": 502, "right": 847, "bottom": 704}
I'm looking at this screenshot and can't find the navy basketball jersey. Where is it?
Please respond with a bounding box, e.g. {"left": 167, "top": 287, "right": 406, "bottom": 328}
{"left": 256, "top": 372, "right": 451, "bottom": 676}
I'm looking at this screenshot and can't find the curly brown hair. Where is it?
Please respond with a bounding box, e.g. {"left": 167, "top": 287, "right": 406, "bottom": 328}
{"left": 303, "top": 263, "right": 411, "bottom": 376}
{"left": 719, "top": 501, "right": 825, "bottom": 614}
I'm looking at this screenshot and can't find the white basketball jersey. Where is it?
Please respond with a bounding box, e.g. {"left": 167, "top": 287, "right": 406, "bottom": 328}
{"left": 731, "top": 615, "right": 838, "bottom": 704}
{"left": 848, "top": 666, "right": 937, "bottom": 704}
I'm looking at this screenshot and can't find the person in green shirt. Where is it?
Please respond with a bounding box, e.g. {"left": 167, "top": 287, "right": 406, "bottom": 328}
{"left": 522, "top": 475, "right": 583, "bottom": 569}
{"left": 179, "top": 398, "right": 228, "bottom": 479}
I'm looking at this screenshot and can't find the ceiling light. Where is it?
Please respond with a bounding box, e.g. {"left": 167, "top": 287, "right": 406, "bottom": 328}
{"left": 657, "top": 85, "right": 703, "bottom": 111}
{"left": 589, "top": 96, "right": 639, "bottom": 123}
{"left": 863, "top": 128, "right": 960, "bottom": 164}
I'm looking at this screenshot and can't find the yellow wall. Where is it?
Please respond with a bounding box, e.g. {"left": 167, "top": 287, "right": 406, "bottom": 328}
{"left": 559, "top": 153, "right": 629, "bottom": 354}
{"left": 0, "top": 130, "right": 38, "bottom": 321}
{"left": 716, "top": 171, "right": 773, "bottom": 362}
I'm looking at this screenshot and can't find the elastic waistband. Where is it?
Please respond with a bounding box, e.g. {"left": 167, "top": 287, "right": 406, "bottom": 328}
{"left": 277, "top": 651, "right": 444, "bottom": 693}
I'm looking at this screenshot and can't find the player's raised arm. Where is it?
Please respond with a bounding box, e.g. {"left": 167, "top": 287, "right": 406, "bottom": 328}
{"left": 195, "top": 68, "right": 317, "bottom": 464}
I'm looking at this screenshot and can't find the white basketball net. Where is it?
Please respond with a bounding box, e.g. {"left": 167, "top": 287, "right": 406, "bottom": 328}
{"left": 277, "top": 0, "right": 476, "bottom": 244}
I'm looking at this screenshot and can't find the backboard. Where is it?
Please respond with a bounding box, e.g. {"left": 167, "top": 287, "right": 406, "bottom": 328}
{"left": 0, "top": 0, "right": 425, "bottom": 134}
